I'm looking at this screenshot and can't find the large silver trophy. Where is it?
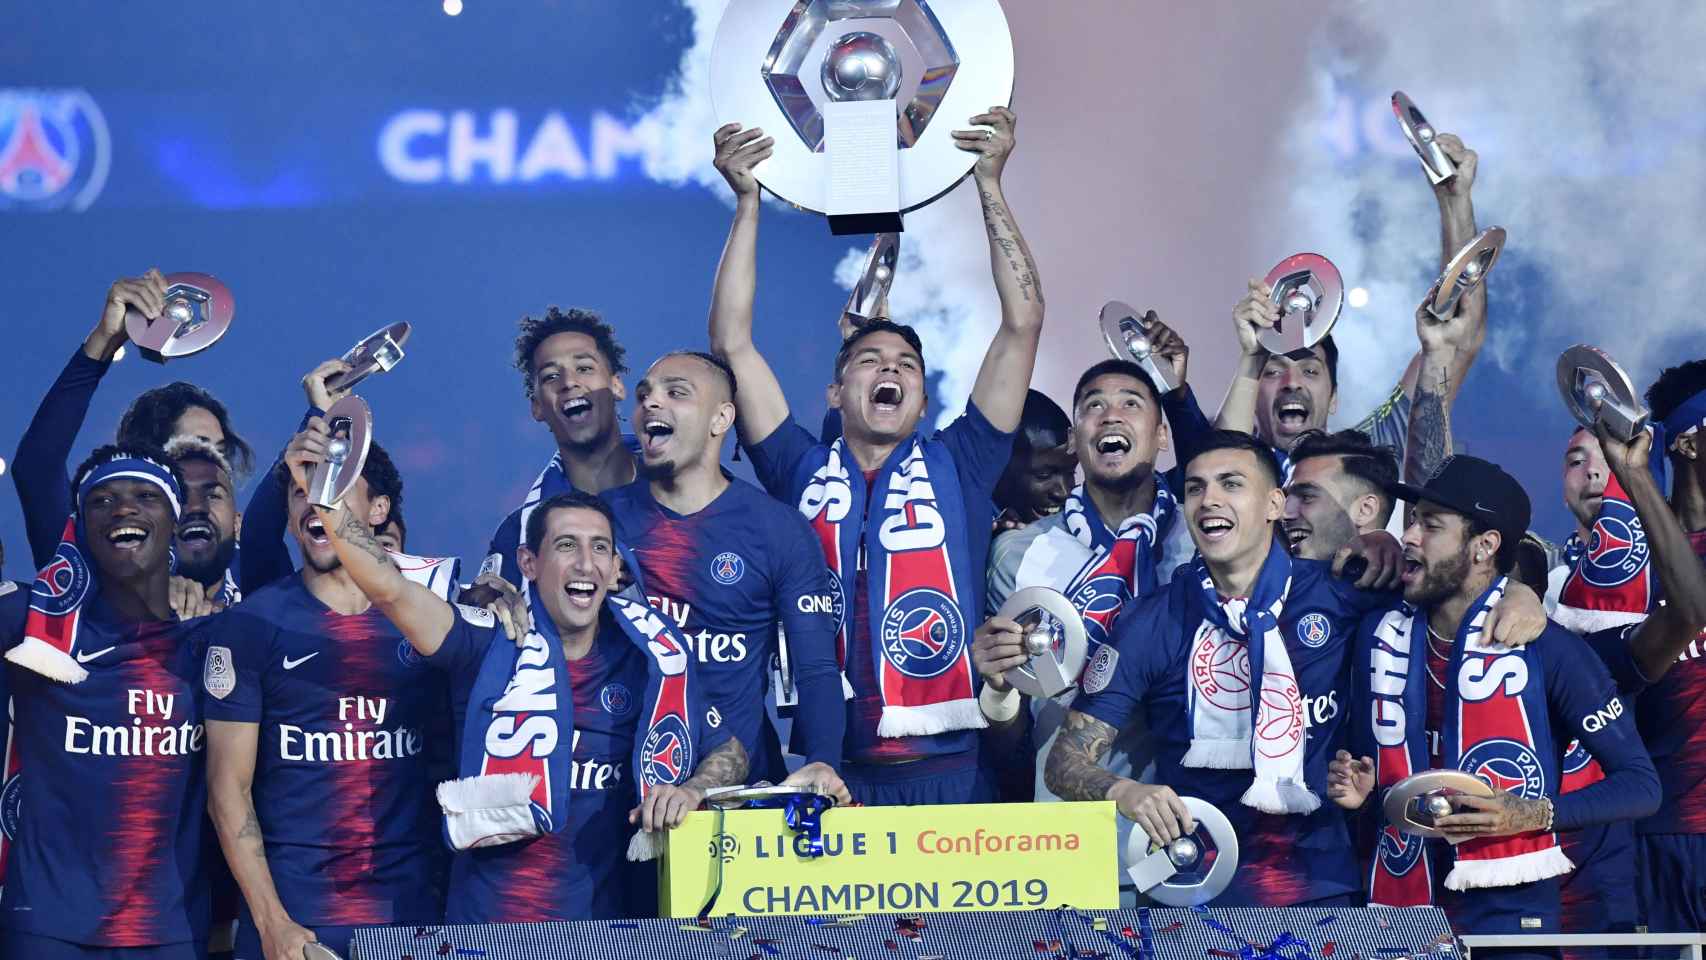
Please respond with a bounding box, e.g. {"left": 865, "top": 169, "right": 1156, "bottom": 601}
{"left": 1391, "top": 91, "right": 1456, "bottom": 185}
{"left": 325, "top": 322, "right": 412, "bottom": 393}
{"left": 308, "top": 396, "right": 373, "bottom": 509}
{"left": 1123, "top": 797, "right": 1239, "bottom": 906}
{"left": 1557, "top": 345, "right": 1651, "bottom": 443}
{"left": 843, "top": 232, "right": 899, "bottom": 325}
{"left": 996, "top": 587, "right": 1089, "bottom": 699}
{"left": 1099, "top": 301, "right": 1181, "bottom": 393}
{"left": 1262, "top": 254, "right": 1343, "bottom": 356}
{"left": 123, "top": 272, "right": 235, "bottom": 364}
{"left": 711, "top": 0, "right": 1015, "bottom": 234}
{"left": 1427, "top": 227, "right": 1505, "bottom": 320}
{"left": 1383, "top": 769, "right": 1495, "bottom": 839}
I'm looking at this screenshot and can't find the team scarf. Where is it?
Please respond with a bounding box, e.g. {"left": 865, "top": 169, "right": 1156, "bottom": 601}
{"left": 437, "top": 544, "right": 705, "bottom": 863}
{"left": 0, "top": 583, "right": 16, "bottom": 893}
{"left": 1060, "top": 478, "right": 1178, "bottom": 659}
{"left": 8, "top": 454, "right": 182, "bottom": 684}
{"left": 1555, "top": 469, "right": 1654, "bottom": 635}
{"left": 792, "top": 434, "right": 985, "bottom": 737}
{"left": 1182, "top": 538, "right": 1315, "bottom": 814}
{"left": 1366, "top": 577, "right": 1570, "bottom": 906}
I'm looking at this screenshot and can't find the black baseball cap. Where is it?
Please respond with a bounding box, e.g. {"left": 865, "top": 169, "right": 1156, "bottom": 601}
{"left": 1388, "top": 455, "right": 1531, "bottom": 542}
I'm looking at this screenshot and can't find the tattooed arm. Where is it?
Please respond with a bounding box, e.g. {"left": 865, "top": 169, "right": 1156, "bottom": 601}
{"left": 1046, "top": 710, "right": 1198, "bottom": 844}
{"left": 955, "top": 106, "right": 1045, "bottom": 434}
{"left": 207, "top": 719, "right": 321, "bottom": 960}
{"left": 316, "top": 498, "right": 457, "bottom": 655}
{"left": 631, "top": 737, "right": 750, "bottom": 833}
{"left": 1404, "top": 288, "right": 1465, "bottom": 483}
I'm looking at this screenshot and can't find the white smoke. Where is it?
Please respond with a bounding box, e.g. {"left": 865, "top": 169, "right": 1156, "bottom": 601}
{"left": 1284, "top": 1, "right": 1706, "bottom": 419}
{"left": 635, "top": 0, "right": 1001, "bottom": 424}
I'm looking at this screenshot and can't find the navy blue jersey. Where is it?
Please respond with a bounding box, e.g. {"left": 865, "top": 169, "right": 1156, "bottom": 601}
{"left": 0, "top": 596, "right": 213, "bottom": 948}
{"left": 477, "top": 436, "right": 645, "bottom": 590}
{"left": 602, "top": 476, "right": 843, "bottom": 781}
{"left": 1074, "top": 559, "right": 1388, "bottom": 906}
{"left": 746, "top": 405, "right": 1013, "bottom": 765}
{"left": 202, "top": 576, "right": 445, "bottom": 928}
{"left": 429, "top": 608, "right": 651, "bottom": 922}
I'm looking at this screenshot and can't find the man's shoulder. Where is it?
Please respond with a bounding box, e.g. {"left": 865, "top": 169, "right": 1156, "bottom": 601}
{"left": 994, "top": 513, "right": 1071, "bottom": 561}
{"left": 723, "top": 475, "right": 801, "bottom": 516}
{"left": 226, "top": 575, "right": 304, "bottom": 621}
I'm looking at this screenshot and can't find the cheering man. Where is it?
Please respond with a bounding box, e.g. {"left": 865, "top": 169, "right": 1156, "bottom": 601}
{"left": 1, "top": 445, "right": 215, "bottom": 960}
{"left": 1333, "top": 455, "right": 1659, "bottom": 939}
{"left": 991, "top": 390, "right": 1075, "bottom": 529}
{"left": 314, "top": 487, "right": 745, "bottom": 922}
{"left": 603, "top": 351, "right": 848, "bottom": 795}
{"left": 709, "top": 107, "right": 1044, "bottom": 804}
{"left": 205, "top": 420, "right": 444, "bottom": 960}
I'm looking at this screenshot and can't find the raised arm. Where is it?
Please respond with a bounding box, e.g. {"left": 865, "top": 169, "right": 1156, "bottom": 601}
{"left": 1404, "top": 291, "right": 1458, "bottom": 484}
{"left": 1599, "top": 423, "right": 1706, "bottom": 680}
{"left": 958, "top": 107, "right": 1044, "bottom": 433}
{"left": 1396, "top": 133, "right": 1484, "bottom": 402}
{"left": 707, "top": 123, "right": 791, "bottom": 446}
{"left": 1212, "top": 279, "right": 1275, "bottom": 434}
{"left": 207, "top": 719, "right": 319, "bottom": 960}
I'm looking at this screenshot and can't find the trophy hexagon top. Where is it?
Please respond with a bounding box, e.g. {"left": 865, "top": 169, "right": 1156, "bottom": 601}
{"left": 1099, "top": 300, "right": 1181, "bottom": 394}
{"left": 123, "top": 272, "right": 235, "bottom": 363}
{"left": 1123, "top": 796, "right": 1240, "bottom": 906}
{"left": 308, "top": 396, "right": 374, "bottom": 510}
{"left": 1391, "top": 90, "right": 1456, "bottom": 185}
{"left": 1382, "top": 769, "right": 1496, "bottom": 839}
{"left": 1428, "top": 226, "right": 1505, "bottom": 320}
{"left": 712, "top": 0, "right": 1015, "bottom": 219}
{"left": 996, "top": 587, "right": 1089, "bottom": 700}
{"left": 1557, "top": 345, "right": 1651, "bottom": 443}
{"left": 325, "top": 322, "right": 413, "bottom": 393}
{"left": 1262, "top": 253, "right": 1343, "bottom": 357}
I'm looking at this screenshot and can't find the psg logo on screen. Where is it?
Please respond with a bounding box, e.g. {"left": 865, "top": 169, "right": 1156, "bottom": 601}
{"left": 880, "top": 588, "right": 967, "bottom": 679}
{"left": 639, "top": 715, "right": 694, "bottom": 787}
{"left": 0, "top": 89, "right": 110, "bottom": 212}
{"left": 1459, "top": 738, "right": 1545, "bottom": 800}
{"left": 1580, "top": 500, "right": 1649, "bottom": 589}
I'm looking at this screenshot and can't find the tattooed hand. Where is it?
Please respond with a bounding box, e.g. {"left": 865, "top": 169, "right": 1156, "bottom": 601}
{"left": 1433, "top": 790, "right": 1552, "bottom": 841}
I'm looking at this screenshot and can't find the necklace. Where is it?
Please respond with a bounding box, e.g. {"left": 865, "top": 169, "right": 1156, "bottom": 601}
{"left": 1425, "top": 623, "right": 1453, "bottom": 690}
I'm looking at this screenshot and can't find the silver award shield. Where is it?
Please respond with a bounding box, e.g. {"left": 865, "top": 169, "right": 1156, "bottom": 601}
{"left": 844, "top": 232, "right": 899, "bottom": 325}
{"left": 324, "top": 321, "right": 412, "bottom": 393}
{"left": 1428, "top": 226, "right": 1505, "bottom": 320}
{"left": 1123, "top": 796, "right": 1239, "bottom": 906}
{"left": 704, "top": 784, "right": 832, "bottom": 809}
{"left": 1262, "top": 253, "right": 1343, "bottom": 356}
{"left": 1556, "top": 345, "right": 1651, "bottom": 443}
{"left": 1391, "top": 90, "right": 1456, "bottom": 185}
{"left": 710, "top": 0, "right": 1015, "bottom": 234}
{"left": 996, "top": 587, "right": 1089, "bottom": 699}
{"left": 1383, "top": 769, "right": 1496, "bottom": 839}
{"left": 308, "top": 396, "right": 373, "bottom": 509}
{"left": 124, "top": 272, "right": 235, "bottom": 363}
{"left": 1099, "top": 300, "right": 1180, "bottom": 393}
{"left": 302, "top": 943, "right": 344, "bottom": 960}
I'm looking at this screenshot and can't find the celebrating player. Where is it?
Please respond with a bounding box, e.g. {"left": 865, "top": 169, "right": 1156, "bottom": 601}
{"left": 1, "top": 445, "right": 215, "bottom": 960}
{"left": 708, "top": 106, "right": 1044, "bottom": 804}
{"left": 1334, "top": 454, "right": 1659, "bottom": 939}
{"left": 205, "top": 420, "right": 445, "bottom": 960}
{"left": 1281, "top": 429, "right": 1401, "bottom": 562}
{"left": 163, "top": 437, "right": 242, "bottom": 614}
{"left": 313, "top": 487, "right": 745, "bottom": 922}
{"left": 603, "top": 351, "right": 848, "bottom": 796}
{"left": 991, "top": 390, "right": 1075, "bottom": 530}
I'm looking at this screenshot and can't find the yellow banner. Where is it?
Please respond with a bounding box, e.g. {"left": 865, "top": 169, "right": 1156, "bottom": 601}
{"left": 659, "top": 801, "right": 1117, "bottom": 917}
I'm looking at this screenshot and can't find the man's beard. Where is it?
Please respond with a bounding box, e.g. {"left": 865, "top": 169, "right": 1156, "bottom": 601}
{"left": 303, "top": 547, "right": 343, "bottom": 574}
{"left": 175, "top": 535, "right": 237, "bottom": 587}
{"left": 1407, "top": 543, "right": 1471, "bottom": 607}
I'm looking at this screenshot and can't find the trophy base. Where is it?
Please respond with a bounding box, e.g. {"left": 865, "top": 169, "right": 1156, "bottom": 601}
{"left": 830, "top": 211, "right": 904, "bottom": 236}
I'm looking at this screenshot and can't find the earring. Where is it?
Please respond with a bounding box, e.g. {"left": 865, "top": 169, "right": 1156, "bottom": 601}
{"left": 1475, "top": 552, "right": 1484, "bottom": 563}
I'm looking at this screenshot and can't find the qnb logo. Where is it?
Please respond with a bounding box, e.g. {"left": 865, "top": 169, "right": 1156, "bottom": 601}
{"left": 377, "top": 109, "right": 660, "bottom": 186}
{"left": 1579, "top": 697, "right": 1625, "bottom": 735}
{"left": 0, "top": 89, "right": 110, "bottom": 212}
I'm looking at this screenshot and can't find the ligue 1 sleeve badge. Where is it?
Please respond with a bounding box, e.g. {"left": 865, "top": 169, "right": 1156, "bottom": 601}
{"left": 203, "top": 645, "right": 235, "bottom": 700}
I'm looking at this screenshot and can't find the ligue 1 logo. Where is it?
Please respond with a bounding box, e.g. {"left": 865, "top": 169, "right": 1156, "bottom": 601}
{"left": 881, "top": 588, "right": 967, "bottom": 679}
{"left": 1582, "top": 500, "right": 1648, "bottom": 589}
{"left": 1459, "top": 738, "right": 1545, "bottom": 801}
{"left": 0, "top": 89, "right": 111, "bottom": 212}
{"left": 640, "top": 715, "right": 694, "bottom": 787}
{"left": 396, "top": 638, "right": 422, "bottom": 667}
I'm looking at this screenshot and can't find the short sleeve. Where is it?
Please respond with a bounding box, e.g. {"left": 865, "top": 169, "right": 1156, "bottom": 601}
{"left": 743, "top": 417, "right": 822, "bottom": 502}
{"left": 203, "top": 611, "right": 269, "bottom": 724}
{"left": 1072, "top": 594, "right": 1175, "bottom": 734}
{"left": 936, "top": 401, "right": 1017, "bottom": 497}
{"left": 427, "top": 605, "right": 501, "bottom": 677}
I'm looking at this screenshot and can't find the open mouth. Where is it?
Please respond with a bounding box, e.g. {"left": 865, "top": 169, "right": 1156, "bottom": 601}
{"left": 177, "top": 518, "right": 216, "bottom": 545}
{"left": 302, "top": 515, "right": 329, "bottom": 545}
{"left": 641, "top": 417, "right": 674, "bottom": 454}
{"left": 1197, "top": 515, "right": 1235, "bottom": 543}
{"left": 564, "top": 579, "right": 598, "bottom": 608}
{"left": 1401, "top": 553, "right": 1425, "bottom": 586}
{"left": 870, "top": 380, "right": 904, "bottom": 412}
{"left": 561, "top": 395, "right": 593, "bottom": 422}
{"left": 107, "top": 525, "right": 150, "bottom": 550}
{"left": 1283, "top": 523, "right": 1310, "bottom": 550}
{"left": 1275, "top": 397, "right": 1311, "bottom": 430}
{"left": 1094, "top": 431, "right": 1132, "bottom": 460}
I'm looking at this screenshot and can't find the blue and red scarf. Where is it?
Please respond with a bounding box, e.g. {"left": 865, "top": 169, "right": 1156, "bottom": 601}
{"left": 9, "top": 454, "right": 182, "bottom": 684}
{"left": 793, "top": 434, "right": 984, "bottom": 737}
{"left": 438, "top": 544, "right": 706, "bottom": 861}
{"left": 1366, "top": 578, "right": 1570, "bottom": 905}
{"left": 1061, "top": 480, "right": 1176, "bottom": 657}
{"left": 1556, "top": 470, "right": 1653, "bottom": 635}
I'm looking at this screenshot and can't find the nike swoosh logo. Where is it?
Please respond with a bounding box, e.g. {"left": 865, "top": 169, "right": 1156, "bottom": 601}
{"left": 282, "top": 652, "right": 320, "bottom": 670}
{"left": 75, "top": 646, "right": 116, "bottom": 664}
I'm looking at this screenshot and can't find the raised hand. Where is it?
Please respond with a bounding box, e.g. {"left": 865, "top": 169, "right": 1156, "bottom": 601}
{"left": 952, "top": 106, "right": 1017, "bottom": 183}
{"left": 1232, "top": 279, "right": 1277, "bottom": 360}
{"left": 712, "top": 123, "right": 775, "bottom": 200}
{"left": 1109, "top": 780, "right": 1196, "bottom": 845}
{"left": 283, "top": 416, "right": 333, "bottom": 496}
{"left": 1139, "top": 311, "right": 1191, "bottom": 391}
{"left": 1431, "top": 132, "right": 1478, "bottom": 202}
{"left": 971, "top": 616, "right": 1029, "bottom": 693}
{"left": 301, "top": 358, "right": 355, "bottom": 413}
{"left": 87, "top": 269, "right": 168, "bottom": 360}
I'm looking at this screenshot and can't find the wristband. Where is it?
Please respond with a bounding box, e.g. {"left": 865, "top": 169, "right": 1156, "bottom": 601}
{"left": 979, "top": 684, "right": 1021, "bottom": 722}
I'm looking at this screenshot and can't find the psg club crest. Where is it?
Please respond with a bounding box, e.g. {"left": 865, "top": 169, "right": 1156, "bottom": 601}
{"left": 32, "top": 542, "right": 91, "bottom": 617}
{"left": 0, "top": 772, "right": 19, "bottom": 841}
{"left": 1580, "top": 500, "right": 1649, "bottom": 589}
{"left": 1377, "top": 825, "right": 1425, "bottom": 876}
{"left": 640, "top": 715, "right": 694, "bottom": 788}
{"left": 1459, "top": 738, "right": 1545, "bottom": 801}
{"left": 711, "top": 551, "right": 746, "bottom": 586}
{"left": 880, "top": 587, "right": 967, "bottom": 679}
{"left": 1562, "top": 738, "right": 1593, "bottom": 776}
{"left": 1068, "top": 574, "right": 1126, "bottom": 649}
{"left": 1295, "top": 612, "right": 1332, "bottom": 649}
{"left": 0, "top": 89, "right": 110, "bottom": 212}
{"left": 599, "top": 682, "right": 633, "bottom": 718}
